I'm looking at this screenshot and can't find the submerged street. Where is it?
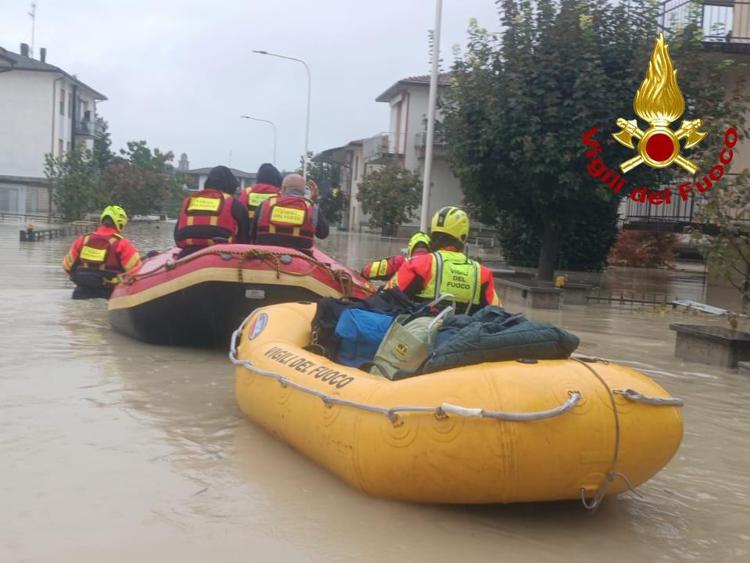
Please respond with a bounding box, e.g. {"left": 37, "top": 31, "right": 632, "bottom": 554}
{"left": 1, "top": 222, "right": 749, "bottom": 562}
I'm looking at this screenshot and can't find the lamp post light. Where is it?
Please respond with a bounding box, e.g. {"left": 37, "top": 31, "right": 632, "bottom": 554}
{"left": 252, "top": 50, "right": 312, "bottom": 182}
{"left": 420, "top": 0, "right": 443, "bottom": 232}
{"left": 240, "top": 115, "right": 277, "bottom": 166}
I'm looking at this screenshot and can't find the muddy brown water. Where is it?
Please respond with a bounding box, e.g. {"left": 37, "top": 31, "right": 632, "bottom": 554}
{"left": 1, "top": 221, "right": 749, "bottom": 562}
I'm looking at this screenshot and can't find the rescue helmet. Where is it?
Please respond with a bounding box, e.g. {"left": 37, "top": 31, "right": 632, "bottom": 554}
{"left": 430, "top": 206, "right": 469, "bottom": 244}
{"left": 100, "top": 205, "right": 128, "bottom": 232}
{"left": 407, "top": 231, "right": 431, "bottom": 257}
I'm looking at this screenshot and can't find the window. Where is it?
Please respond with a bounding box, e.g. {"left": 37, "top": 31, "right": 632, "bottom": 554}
{"left": 354, "top": 156, "right": 360, "bottom": 179}
{"left": 58, "top": 139, "right": 64, "bottom": 156}
{"left": 66, "top": 142, "right": 71, "bottom": 153}
{"left": 68, "top": 94, "right": 73, "bottom": 118}
{"left": 59, "top": 89, "right": 65, "bottom": 115}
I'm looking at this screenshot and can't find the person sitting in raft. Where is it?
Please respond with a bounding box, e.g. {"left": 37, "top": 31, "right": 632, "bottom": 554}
{"left": 237, "top": 162, "right": 282, "bottom": 235}
{"left": 62, "top": 205, "right": 141, "bottom": 300}
{"left": 387, "top": 206, "right": 500, "bottom": 314}
{"left": 174, "top": 165, "right": 250, "bottom": 256}
{"left": 361, "top": 231, "right": 431, "bottom": 281}
{"left": 251, "top": 173, "right": 329, "bottom": 251}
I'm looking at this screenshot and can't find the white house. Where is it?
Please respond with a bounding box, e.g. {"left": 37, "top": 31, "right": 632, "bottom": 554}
{"left": 0, "top": 43, "right": 106, "bottom": 215}
{"left": 315, "top": 73, "right": 462, "bottom": 233}
{"left": 374, "top": 73, "right": 461, "bottom": 232}
{"left": 313, "top": 139, "right": 364, "bottom": 230}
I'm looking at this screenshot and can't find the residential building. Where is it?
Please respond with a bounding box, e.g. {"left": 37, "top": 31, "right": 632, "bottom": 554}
{"left": 373, "top": 74, "right": 460, "bottom": 232}
{"left": 621, "top": 0, "right": 750, "bottom": 231}
{"left": 0, "top": 43, "right": 107, "bottom": 215}
{"left": 315, "top": 74, "right": 460, "bottom": 232}
{"left": 184, "top": 167, "right": 256, "bottom": 191}
{"left": 313, "top": 139, "right": 364, "bottom": 230}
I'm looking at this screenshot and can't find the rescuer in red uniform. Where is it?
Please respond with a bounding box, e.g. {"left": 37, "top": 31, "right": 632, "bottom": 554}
{"left": 174, "top": 165, "right": 250, "bottom": 256}
{"left": 387, "top": 207, "right": 500, "bottom": 314}
{"left": 237, "top": 163, "right": 282, "bottom": 235}
{"left": 63, "top": 205, "right": 142, "bottom": 299}
{"left": 251, "top": 173, "right": 329, "bottom": 251}
{"left": 361, "top": 231, "right": 431, "bottom": 281}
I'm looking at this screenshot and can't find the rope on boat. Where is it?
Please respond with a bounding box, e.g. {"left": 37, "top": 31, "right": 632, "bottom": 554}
{"left": 118, "top": 246, "right": 370, "bottom": 297}
{"left": 614, "top": 388, "right": 685, "bottom": 407}
{"left": 571, "top": 359, "right": 684, "bottom": 511}
{"left": 228, "top": 319, "right": 583, "bottom": 425}
{"left": 574, "top": 358, "right": 623, "bottom": 512}
{"left": 230, "top": 316, "right": 685, "bottom": 510}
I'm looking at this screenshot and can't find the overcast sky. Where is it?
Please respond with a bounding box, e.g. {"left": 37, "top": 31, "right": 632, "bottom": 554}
{"left": 2, "top": 0, "right": 500, "bottom": 173}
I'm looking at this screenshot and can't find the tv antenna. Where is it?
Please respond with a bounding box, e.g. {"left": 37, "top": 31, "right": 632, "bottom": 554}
{"left": 29, "top": 3, "right": 37, "bottom": 58}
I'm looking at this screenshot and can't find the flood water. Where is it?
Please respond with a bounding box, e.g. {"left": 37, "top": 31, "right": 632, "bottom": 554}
{"left": 1, "top": 220, "right": 749, "bottom": 562}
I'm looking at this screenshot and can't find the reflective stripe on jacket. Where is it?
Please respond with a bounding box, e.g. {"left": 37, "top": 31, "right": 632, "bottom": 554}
{"left": 62, "top": 226, "right": 141, "bottom": 285}
{"left": 254, "top": 194, "right": 315, "bottom": 250}
{"left": 238, "top": 183, "right": 281, "bottom": 220}
{"left": 361, "top": 255, "right": 405, "bottom": 281}
{"left": 387, "top": 249, "right": 500, "bottom": 312}
{"left": 175, "top": 189, "right": 238, "bottom": 248}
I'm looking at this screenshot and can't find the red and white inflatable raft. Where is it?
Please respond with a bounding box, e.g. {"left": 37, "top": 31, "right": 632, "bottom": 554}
{"left": 108, "top": 244, "right": 373, "bottom": 346}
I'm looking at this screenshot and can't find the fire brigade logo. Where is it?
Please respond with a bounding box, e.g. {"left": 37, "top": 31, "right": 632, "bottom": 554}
{"left": 613, "top": 33, "right": 706, "bottom": 175}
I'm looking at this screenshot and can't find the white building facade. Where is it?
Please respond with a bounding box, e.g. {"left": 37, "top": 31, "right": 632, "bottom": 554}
{"left": 0, "top": 44, "right": 106, "bottom": 215}
{"left": 315, "top": 74, "right": 463, "bottom": 233}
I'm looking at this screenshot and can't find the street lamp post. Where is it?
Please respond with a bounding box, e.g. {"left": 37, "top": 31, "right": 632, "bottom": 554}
{"left": 252, "top": 50, "right": 311, "bottom": 182}
{"left": 240, "top": 115, "right": 277, "bottom": 165}
{"left": 420, "top": 0, "right": 443, "bottom": 232}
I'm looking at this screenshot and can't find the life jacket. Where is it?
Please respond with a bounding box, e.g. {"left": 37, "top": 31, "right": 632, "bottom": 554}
{"left": 241, "top": 183, "right": 280, "bottom": 221}
{"left": 254, "top": 194, "right": 315, "bottom": 250}
{"left": 71, "top": 232, "right": 123, "bottom": 289}
{"left": 175, "top": 189, "right": 237, "bottom": 248}
{"left": 416, "top": 250, "right": 481, "bottom": 310}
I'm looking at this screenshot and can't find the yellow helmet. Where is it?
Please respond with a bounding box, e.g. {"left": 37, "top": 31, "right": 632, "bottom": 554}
{"left": 430, "top": 206, "right": 470, "bottom": 243}
{"left": 100, "top": 205, "right": 128, "bottom": 232}
{"left": 407, "top": 231, "right": 431, "bottom": 257}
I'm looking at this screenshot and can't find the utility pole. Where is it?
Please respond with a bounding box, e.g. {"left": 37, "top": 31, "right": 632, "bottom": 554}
{"left": 420, "top": 0, "right": 443, "bottom": 231}
{"left": 28, "top": 3, "right": 37, "bottom": 58}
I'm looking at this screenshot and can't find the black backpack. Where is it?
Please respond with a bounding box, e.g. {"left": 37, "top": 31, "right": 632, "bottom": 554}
{"left": 308, "top": 288, "right": 418, "bottom": 359}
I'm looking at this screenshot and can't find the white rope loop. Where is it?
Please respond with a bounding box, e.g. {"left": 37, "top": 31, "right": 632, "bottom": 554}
{"left": 614, "top": 388, "right": 684, "bottom": 407}
{"left": 229, "top": 321, "right": 583, "bottom": 424}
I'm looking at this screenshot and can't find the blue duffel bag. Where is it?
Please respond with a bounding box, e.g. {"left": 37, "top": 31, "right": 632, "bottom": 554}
{"left": 334, "top": 308, "right": 395, "bottom": 368}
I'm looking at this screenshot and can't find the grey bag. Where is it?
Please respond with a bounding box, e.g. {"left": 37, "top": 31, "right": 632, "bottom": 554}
{"left": 369, "top": 306, "right": 453, "bottom": 380}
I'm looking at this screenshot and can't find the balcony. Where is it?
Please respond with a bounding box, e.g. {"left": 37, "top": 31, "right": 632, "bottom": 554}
{"left": 661, "top": 0, "right": 750, "bottom": 53}
{"left": 74, "top": 115, "right": 105, "bottom": 139}
{"left": 362, "top": 133, "right": 401, "bottom": 163}
{"left": 415, "top": 130, "right": 450, "bottom": 160}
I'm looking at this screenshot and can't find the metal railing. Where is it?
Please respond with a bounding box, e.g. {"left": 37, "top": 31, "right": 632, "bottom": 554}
{"left": 414, "top": 130, "right": 449, "bottom": 159}
{"left": 621, "top": 173, "right": 744, "bottom": 230}
{"left": 661, "top": 0, "right": 750, "bottom": 47}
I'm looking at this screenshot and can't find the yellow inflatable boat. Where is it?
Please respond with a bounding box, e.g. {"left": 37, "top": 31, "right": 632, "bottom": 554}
{"left": 232, "top": 302, "right": 684, "bottom": 506}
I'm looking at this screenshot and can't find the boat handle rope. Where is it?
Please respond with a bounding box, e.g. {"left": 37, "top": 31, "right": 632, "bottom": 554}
{"left": 571, "top": 359, "right": 684, "bottom": 511}
{"left": 613, "top": 388, "right": 684, "bottom": 407}
{"left": 229, "top": 322, "right": 582, "bottom": 425}
{"left": 119, "top": 247, "right": 370, "bottom": 297}
{"left": 230, "top": 320, "right": 684, "bottom": 509}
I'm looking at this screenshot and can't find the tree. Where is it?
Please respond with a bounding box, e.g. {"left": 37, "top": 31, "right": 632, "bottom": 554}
{"left": 100, "top": 161, "right": 181, "bottom": 217}
{"left": 118, "top": 140, "right": 174, "bottom": 172}
{"left": 92, "top": 119, "right": 114, "bottom": 171}
{"left": 44, "top": 147, "right": 99, "bottom": 220}
{"left": 303, "top": 157, "right": 347, "bottom": 224}
{"left": 357, "top": 164, "right": 421, "bottom": 236}
{"left": 443, "top": 1, "right": 749, "bottom": 279}
{"left": 319, "top": 187, "right": 346, "bottom": 226}
{"left": 607, "top": 230, "right": 678, "bottom": 268}
{"left": 693, "top": 173, "right": 750, "bottom": 311}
